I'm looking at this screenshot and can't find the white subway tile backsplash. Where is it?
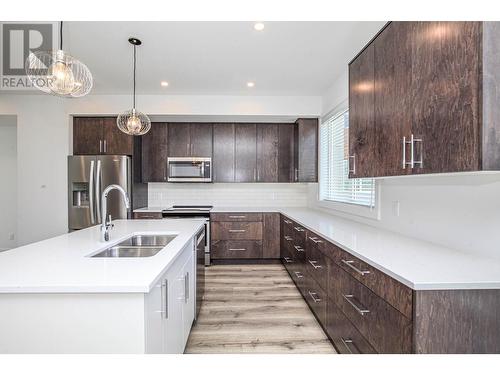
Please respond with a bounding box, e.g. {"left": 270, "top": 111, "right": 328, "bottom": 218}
{"left": 148, "top": 183, "right": 309, "bottom": 208}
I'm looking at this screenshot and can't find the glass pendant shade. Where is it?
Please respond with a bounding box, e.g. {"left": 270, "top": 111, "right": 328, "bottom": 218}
{"left": 25, "top": 21, "right": 93, "bottom": 98}
{"left": 117, "top": 108, "right": 151, "bottom": 136}
{"left": 117, "top": 37, "right": 151, "bottom": 136}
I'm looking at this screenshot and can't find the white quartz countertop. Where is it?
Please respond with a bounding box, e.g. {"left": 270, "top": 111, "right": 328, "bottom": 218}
{"left": 0, "top": 219, "right": 204, "bottom": 294}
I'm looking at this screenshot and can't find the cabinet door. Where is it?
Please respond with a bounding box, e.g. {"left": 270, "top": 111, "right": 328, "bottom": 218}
{"left": 73, "top": 117, "right": 103, "bottom": 155}
{"left": 181, "top": 252, "right": 195, "bottom": 349}
{"left": 235, "top": 123, "right": 257, "bottom": 182}
{"left": 349, "top": 44, "right": 376, "bottom": 178}
{"left": 190, "top": 123, "right": 213, "bottom": 157}
{"left": 144, "top": 277, "right": 164, "bottom": 353}
{"left": 168, "top": 123, "right": 191, "bottom": 157}
{"left": 296, "top": 119, "right": 318, "bottom": 182}
{"left": 256, "top": 124, "right": 278, "bottom": 182}
{"left": 142, "top": 122, "right": 168, "bottom": 182}
{"left": 410, "top": 21, "right": 481, "bottom": 174}
{"left": 102, "top": 117, "right": 134, "bottom": 155}
{"left": 263, "top": 213, "right": 280, "bottom": 259}
{"left": 164, "top": 266, "right": 184, "bottom": 354}
{"left": 213, "top": 123, "right": 235, "bottom": 182}
{"left": 374, "top": 22, "right": 412, "bottom": 177}
{"left": 278, "top": 124, "right": 295, "bottom": 182}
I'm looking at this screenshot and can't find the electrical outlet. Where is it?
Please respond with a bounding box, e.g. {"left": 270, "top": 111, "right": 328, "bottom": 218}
{"left": 392, "top": 201, "right": 400, "bottom": 217}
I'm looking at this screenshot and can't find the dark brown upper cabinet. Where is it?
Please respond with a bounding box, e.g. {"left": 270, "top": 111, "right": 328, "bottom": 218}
{"left": 168, "top": 123, "right": 213, "bottom": 158}
{"left": 256, "top": 124, "right": 279, "bottom": 182}
{"left": 212, "top": 123, "right": 236, "bottom": 182}
{"left": 141, "top": 122, "right": 168, "bottom": 182}
{"left": 73, "top": 117, "right": 134, "bottom": 156}
{"left": 278, "top": 124, "right": 296, "bottom": 182}
{"left": 235, "top": 123, "right": 257, "bottom": 182}
{"left": 295, "top": 118, "right": 318, "bottom": 182}
{"left": 349, "top": 21, "right": 500, "bottom": 178}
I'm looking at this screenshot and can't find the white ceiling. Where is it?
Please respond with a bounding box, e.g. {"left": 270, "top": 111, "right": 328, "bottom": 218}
{"left": 65, "top": 21, "right": 386, "bottom": 96}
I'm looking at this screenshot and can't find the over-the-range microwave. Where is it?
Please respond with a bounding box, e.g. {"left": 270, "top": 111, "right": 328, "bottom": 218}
{"left": 167, "top": 157, "right": 212, "bottom": 182}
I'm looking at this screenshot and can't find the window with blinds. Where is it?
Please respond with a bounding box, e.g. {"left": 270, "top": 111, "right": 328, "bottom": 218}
{"left": 320, "top": 109, "right": 375, "bottom": 207}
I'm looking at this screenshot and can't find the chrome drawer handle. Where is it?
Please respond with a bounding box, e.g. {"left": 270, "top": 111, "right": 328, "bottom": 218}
{"left": 294, "top": 226, "right": 305, "bottom": 232}
{"left": 229, "top": 248, "right": 246, "bottom": 251}
{"left": 308, "top": 260, "right": 322, "bottom": 269}
{"left": 283, "top": 257, "right": 293, "bottom": 263}
{"left": 340, "top": 337, "right": 360, "bottom": 354}
{"left": 308, "top": 291, "right": 321, "bottom": 303}
{"left": 342, "top": 294, "right": 370, "bottom": 316}
{"left": 294, "top": 271, "right": 304, "bottom": 279}
{"left": 341, "top": 260, "right": 370, "bottom": 276}
{"left": 294, "top": 245, "right": 304, "bottom": 253}
{"left": 229, "top": 215, "right": 246, "bottom": 219}
{"left": 229, "top": 229, "right": 246, "bottom": 233}
{"left": 308, "top": 236, "right": 323, "bottom": 244}
{"left": 284, "top": 220, "right": 292, "bottom": 224}
{"left": 284, "top": 235, "right": 293, "bottom": 241}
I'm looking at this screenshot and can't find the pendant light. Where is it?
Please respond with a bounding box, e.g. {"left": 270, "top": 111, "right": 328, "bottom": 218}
{"left": 25, "top": 21, "right": 93, "bottom": 97}
{"left": 116, "top": 38, "right": 151, "bottom": 136}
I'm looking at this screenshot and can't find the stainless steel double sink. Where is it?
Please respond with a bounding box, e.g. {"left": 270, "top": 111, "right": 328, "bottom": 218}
{"left": 91, "top": 234, "right": 177, "bottom": 258}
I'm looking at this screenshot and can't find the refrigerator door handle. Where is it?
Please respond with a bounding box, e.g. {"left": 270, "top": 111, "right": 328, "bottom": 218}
{"left": 89, "top": 160, "right": 95, "bottom": 224}
{"left": 95, "top": 159, "right": 102, "bottom": 223}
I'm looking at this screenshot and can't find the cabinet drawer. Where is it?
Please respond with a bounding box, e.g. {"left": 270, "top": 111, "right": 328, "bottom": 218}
{"left": 133, "top": 212, "right": 163, "bottom": 219}
{"left": 327, "top": 299, "right": 377, "bottom": 354}
{"left": 211, "top": 222, "right": 263, "bottom": 240}
{"left": 305, "top": 239, "right": 328, "bottom": 291}
{"left": 211, "top": 213, "right": 262, "bottom": 222}
{"left": 211, "top": 240, "right": 262, "bottom": 259}
{"left": 330, "top": 242, "right": 413, "bottom": 319}
{"left": 304, "top": 275, "right": 327, "bottom": 327}
{"left": 330, "top": 263, "right": 412, "bottom": 353}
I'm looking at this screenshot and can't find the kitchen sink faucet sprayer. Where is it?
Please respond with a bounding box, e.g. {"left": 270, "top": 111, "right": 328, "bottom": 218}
{"left": 100, "top": 184, "right": 130, "bottom": 242}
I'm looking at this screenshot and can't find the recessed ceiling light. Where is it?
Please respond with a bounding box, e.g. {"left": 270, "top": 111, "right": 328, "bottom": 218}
{"left": 160, "top": 81, "right": 169, "bottom": 87}
{"left": 247, "top": 82, "right": 255, "bottom": 88}
{"left": 254, "top": 22, "right": 265, "bottom": 31}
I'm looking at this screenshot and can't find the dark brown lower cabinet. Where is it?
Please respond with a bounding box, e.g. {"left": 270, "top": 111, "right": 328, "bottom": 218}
{"left": 279, "top": 213, "right": 500, "bottom": 354}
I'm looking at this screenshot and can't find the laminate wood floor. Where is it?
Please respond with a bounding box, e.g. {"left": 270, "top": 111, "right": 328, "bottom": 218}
{"left": 185, "top": 264, "right": 336, "bottom": 354}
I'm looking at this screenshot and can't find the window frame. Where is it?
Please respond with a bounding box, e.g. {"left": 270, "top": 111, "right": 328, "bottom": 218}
{"left": 317, "top": 102, "right": 381, "bottom": 220}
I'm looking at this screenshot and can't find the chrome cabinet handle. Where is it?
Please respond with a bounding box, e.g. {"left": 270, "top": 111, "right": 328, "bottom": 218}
{"left": 185, "top": 272, "right": 189, "bottom": 303}
{"left": 99, "top": 140, "right": 102, "bottom": 153}
{"left": 413, "top": 135, "right": 423, "bottom": 168}
{"left": 341, "top": 260, "right": 370, "bottom": 276}
{"left": 294, "top": 245, "right": 304, "bottom": 253}
{"left": 103, "top": 140, "right": 107, "bottom": 153}
{"left": 402, "top": 136, "right": 406, "bottom": 169}
{"left": 228, "top": 215, "right": 246, "bottom": 219}
{"left": 340, "top": 338, "right": 360, "bottom": 354}
{"left": 284, "top": 235, "right": 293, "bottom": 241}
{"left": 342, "top": 294, "right": 370, "bottom": 316}
{"left": 308, "top": 236, "right": 323, "bottom": 244}
{"left": 89, "top": 160, "right": 95, "bottom": 224}
{"left": 162, "top": 279, "right": 168, "bottom": 319}
{"left": 308, "top": 260, "right": 322, "bottom": 269}
{"left": 294, "top": 271, "right": 304, "bottom": 279}
{"left": 283, "top": 257, "right": 293, "bottom": 263}
{"left": 294, "top": 168, "right": 298, "bottom": 181}
{"left": 349, "top": 155, "right": 356, "bottom": 175}
{"left": 283, "top": 219, "right": 292, "bottom": 224}
{"left": 95, "top": 160, "right": 102, "bottom": 223}
{"left": 229, "top": 248, "right": 246, "bottom": 251}
{"left": 294, "top": 226, "right": 304, "bottom": 232}
{"left": 229, "top": 229, "right": 246, "bottom": 233}
{"left": 308, "top": 291, "right": 321, "bottom": 303}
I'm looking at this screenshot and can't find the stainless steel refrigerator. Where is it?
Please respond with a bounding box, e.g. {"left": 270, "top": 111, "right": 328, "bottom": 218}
{"left": 68, "top": 155, "right": 132, "bottom": 230}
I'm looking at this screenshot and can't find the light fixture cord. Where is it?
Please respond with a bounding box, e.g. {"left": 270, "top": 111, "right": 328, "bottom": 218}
{"left": 133, "top": 44, "right": 136, "bottom": 109}
{"left": 60, "top": 21, "right": 63, "bottom": 50}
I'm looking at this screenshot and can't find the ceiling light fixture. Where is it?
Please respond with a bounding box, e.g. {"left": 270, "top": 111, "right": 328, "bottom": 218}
{"left": 116, "top": 38, "right": 151, "bottom": 136}
{"left": 254, "top": 22, "right": 265, "bottom": 31}
{"left": 25, "top": 21, "right": 93, "bottom": 97}
{"left": 247, "top": 82, "right": 255, "bottom": 88}
{"left": 160, "top": 81, "right": 169, "bottom": 87}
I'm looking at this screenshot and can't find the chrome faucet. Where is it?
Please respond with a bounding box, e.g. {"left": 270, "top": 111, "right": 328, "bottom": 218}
{"left": 100, "top": 184, "right": 130, "bottom": 242}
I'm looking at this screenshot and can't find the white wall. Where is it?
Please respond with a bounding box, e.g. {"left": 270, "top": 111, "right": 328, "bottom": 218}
{"left": 0, "top": 93, "right": 321, "bottom": 246}
{"left": 0, "top": 116, "right": 17, "bottom": 250}
{"left": 313, "top": 75, "right": 500, "bottom": 260}
{"left": 149, "top": 183, "right": 309, "bottom": 208}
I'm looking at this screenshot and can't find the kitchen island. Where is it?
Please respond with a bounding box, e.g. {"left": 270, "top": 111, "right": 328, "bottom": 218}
{"left": 0, "top": 219, "right": 205, "bottom": 354}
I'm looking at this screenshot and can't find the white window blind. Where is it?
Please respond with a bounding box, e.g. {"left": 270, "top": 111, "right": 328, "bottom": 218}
{"left": 320, "top": 110, "right": 375, "bottom": 207}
